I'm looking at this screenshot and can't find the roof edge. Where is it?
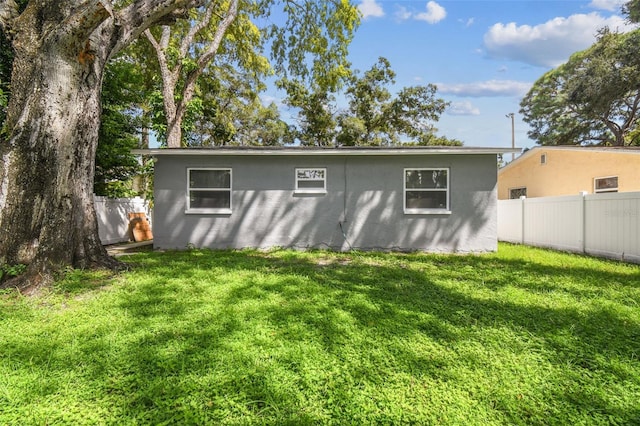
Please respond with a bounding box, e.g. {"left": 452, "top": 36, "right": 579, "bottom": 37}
{"left": 499, "top": 145, "right": 640, "bottom": 174}
{"left": 133, "top": 146, "right": 521, "bottom": 156}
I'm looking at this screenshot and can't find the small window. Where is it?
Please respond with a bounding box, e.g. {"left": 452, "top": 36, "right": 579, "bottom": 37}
{"left": 187, "top": 168, "right": 232, "bottom": 213}
{"left": 295, "top": 168, "right": 326, "bottom": 194}
{"left": 540, "top": 153, "right": 547, "bottom": 165}
{"left": 509, "top": 187, "right": 527, "bottom": 199}
{"left": 594, "top": 176, "right": 618, "bottom": 193}
{"left": 404, "top": 168, "right": 450, "bottom": 214}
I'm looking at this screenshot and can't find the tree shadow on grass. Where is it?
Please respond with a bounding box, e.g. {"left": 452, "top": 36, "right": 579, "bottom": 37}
{"left": 120, "top": 248, "right": 640, "bottom": 423}
{"left": 215, "top": 250, "right": 640, "bottom": 423}
{"left": 2, "top": 248, "right": 639, "bottom": 424}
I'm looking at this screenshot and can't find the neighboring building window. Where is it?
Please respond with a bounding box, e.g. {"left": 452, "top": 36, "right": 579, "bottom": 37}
{"left": 540, "top": 153, "right": 547, "bottom": 164}
{"left": 404, "top": 168, "right": 450, "bottom": 214}
{"left": 295, "top": 168, "right": 326, "bottom": 194}
{"left": 187, "top": 168, "right": 232, "bottom": 213}
{"left": 594, "top": 176, "right": 618, "bottom": 193}
{"left": 509, "top": 187, "right": 527, "bottom": 199}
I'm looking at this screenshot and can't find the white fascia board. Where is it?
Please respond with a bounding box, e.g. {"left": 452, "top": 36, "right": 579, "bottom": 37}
{"left": 133, "top": 147, "right": 522, "bottom": 156}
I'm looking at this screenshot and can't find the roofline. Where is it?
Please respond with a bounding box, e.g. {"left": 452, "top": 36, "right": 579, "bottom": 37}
{"left": 133, "top": 146, "right": 521, "bottom": 156}
{"left": 499, "top": 145, "right": 640, "bottom": 174}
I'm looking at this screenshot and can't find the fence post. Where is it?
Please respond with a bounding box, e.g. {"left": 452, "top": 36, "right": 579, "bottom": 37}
{"left": 519, "top": 195, "right": 526, "bottom": 244}
{"left": 579, "top": 191, "right": 587, "bottom": 254}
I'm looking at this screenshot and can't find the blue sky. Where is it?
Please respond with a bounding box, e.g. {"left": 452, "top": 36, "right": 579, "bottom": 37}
{"left": 263, "top": 0, "right": 638, "bottom": 155}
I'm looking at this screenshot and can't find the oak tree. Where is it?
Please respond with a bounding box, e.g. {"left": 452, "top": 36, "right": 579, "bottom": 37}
{"left": 0, "top": 0, "right": 203, "bottom": 290}
{"left": 520, "top": 29, "right": 640, "bottom": 146}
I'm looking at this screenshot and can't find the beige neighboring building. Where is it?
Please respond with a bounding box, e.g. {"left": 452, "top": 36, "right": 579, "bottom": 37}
{"left": 498, "top": 146, "right": 640, "bottom": 200}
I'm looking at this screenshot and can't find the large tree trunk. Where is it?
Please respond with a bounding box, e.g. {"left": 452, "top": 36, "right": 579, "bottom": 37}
{"left": 0, "top": 0, "right": 200, "bottom": 291}
{"left": 0, "top": 6, "right": 117, "bottom": 291}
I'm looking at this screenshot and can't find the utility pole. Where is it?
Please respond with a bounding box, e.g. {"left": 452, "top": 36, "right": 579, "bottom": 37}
{"left": 505, "top": 113, "right": 515, "bottom": 161}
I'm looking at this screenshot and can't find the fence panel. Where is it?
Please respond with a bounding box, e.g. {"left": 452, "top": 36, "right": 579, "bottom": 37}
{"left": 497, "top": 192, "right": 640, "bottom": 263}
{"left": 94, "top": 196, "right": 152, "bottom": 245}
{"left": 584, "top": 192, "right": 640, "bottom": 263}
{"left": 523, "top": 195, "right": 584, "bottom": 253}
{"left": 497, "top": 199, "right": 523, "bottom": 243}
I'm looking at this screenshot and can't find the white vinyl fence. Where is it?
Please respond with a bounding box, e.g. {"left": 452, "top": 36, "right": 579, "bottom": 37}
{"left": 94, "top": 196, "right": 152, "bottom": 245}
{"left": 498, "top": 192, "right": 640, "bottom": 263}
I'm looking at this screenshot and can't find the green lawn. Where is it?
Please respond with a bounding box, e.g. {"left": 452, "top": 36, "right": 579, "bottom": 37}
{"left": 1, "top": 244, "right": 639, "bottom": 425}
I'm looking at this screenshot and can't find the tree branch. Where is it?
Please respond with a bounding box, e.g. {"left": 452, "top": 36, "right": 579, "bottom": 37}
{"left": 181, "top": 0, "right": 238, "bottom": 108}
{"left": 110, "top": 0, "right": 204, "bottom": 58}
{"left": 179, "top": 3, "right": 215, "bottom": 59}
{"left": 195, "top": 0, "right": 238, "bottom": 75}
{"left": 0, "top": 0, "right": 20, "bottom": 38}
{"left": 59, "top": 0, "right": 113, "bottom": 43}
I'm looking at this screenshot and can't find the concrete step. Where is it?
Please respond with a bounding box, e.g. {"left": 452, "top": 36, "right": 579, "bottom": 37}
{"left": 106, "top": 240, "right": 153, "bottom": 256}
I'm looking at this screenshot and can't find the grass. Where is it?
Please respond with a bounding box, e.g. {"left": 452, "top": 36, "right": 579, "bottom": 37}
{"left": 1, "top": 243, "right": 639, "bottom": 425}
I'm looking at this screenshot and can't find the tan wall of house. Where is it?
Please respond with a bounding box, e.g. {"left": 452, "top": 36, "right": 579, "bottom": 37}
{"left": 498, "top": 148, "right": 640, "bottom": 199}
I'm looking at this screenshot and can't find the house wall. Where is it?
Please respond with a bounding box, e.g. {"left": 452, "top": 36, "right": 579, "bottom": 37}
{"left": 498, "top": 148, "right": 640, "bottom": 199}
{"left": 153, "top": 153, "right": 499, "bottom": 252}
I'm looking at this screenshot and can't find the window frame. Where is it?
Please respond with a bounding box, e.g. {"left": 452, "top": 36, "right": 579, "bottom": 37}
{"left": 594, "top": 175, "right": 618, "bottom": 193}
{"left": 403, "top": 168, "right": 451, "bottom": 215}
{"left": 186, "top": 167, "right": 232, "bottom": 214}
{"left": 294, "top": 167, "right": 327, "bottom": 194}
{"left": 509, "top": 187, "right": 527, "bottom": 199}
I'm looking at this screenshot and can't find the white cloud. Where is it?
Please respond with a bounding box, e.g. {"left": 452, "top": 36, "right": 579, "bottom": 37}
{"left": 447, "top": 101, "right": 480, "bottom": 116}
{"left": 394, "top": 5, "right": 412, "bottom": 21}
{"left": 589, "top": 0, "right": 626, "bottom": 11}
{"left": 483, "top": 13, "right": 637, "bottom": 68}
{"left": 358, "top": 0, "right": 384, "bottom": 20}
{"left": 458, "top": 17, "right": 474, "bottom": 27}
{"left": 260, "top": 94, "right": 285, "bottom": 108}
{"left": 415, "top": 1, "right": 447, "bottom": 24}
{"left": 437, "top": 80, "right": 532, "bottom": 97}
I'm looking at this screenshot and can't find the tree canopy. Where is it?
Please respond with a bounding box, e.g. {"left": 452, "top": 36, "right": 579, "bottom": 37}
{"left": 95, "top": 59, "right": 146, "bottom": 197}
{"left": 282, "top": 57, "right": 456, "bottom": 146}
{"left": 141, "top": 0, "right": 359, "bottom": 147}
{"left": 520, "top": 28, "right": 640, "bottom": 146}
{"left": 624, "top": 0, "right": 640, "bottom": 23}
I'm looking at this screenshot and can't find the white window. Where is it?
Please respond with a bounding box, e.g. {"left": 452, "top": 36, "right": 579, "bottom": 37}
{"left": 186, "top": 168, "right": 232, "bottom": 214}
{"left": 295, "top": 168, "right": 326, "bottom": 194}
{"left": 594, "top": 176, "right": 618, "bottom": 193}
{"left": 404, "top": 168, "right": 450, "bottom": 214}
{"left": 509, "top": 187, "right": 527, "bottom": 199}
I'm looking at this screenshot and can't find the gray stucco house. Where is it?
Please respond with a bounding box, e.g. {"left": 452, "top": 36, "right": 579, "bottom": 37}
{"left": 136, "top": 146, "right": 518, "bottom": 253}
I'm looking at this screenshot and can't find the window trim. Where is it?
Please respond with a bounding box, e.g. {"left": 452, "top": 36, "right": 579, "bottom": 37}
{"left": 186, "top": 167, "right": 232, "bottom": 214}
{"left": 403, "top": 167, "right": 451, "bottom": 215}
{"left": 294, "top": 167, "right": 327, "bottom": 195}
{"left": 594, "top": 175, "right": 618, "bottom": 193}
